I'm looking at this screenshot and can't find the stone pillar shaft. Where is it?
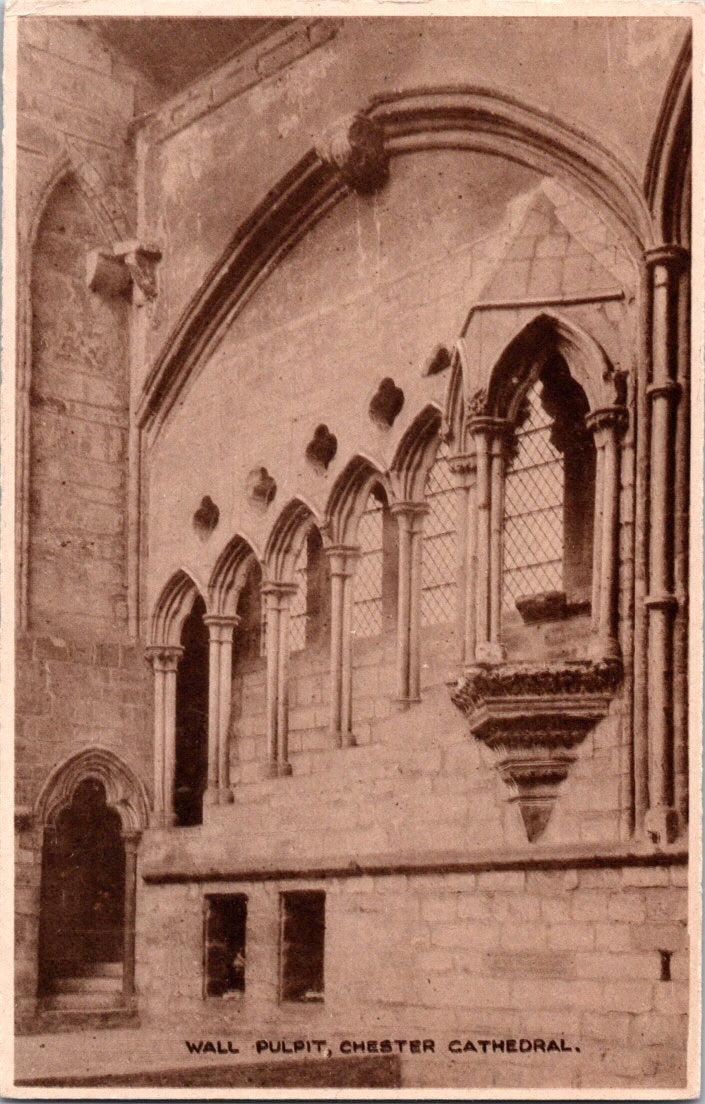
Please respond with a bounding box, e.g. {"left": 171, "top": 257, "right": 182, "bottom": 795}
{"left": 263, "top": 585, "right": 297, "bottom": 777}
{"left": 392, "top": 503, "right": 428, "bottom": 703}
{"left": 121, "top": 831, "right": 140, "bottom": 1002}
{"left": 326, "top": 546, "right": 359, "bottom": 746}
{"left": 586, "top": 407, "right": 627, "bottom": 662}
{"left": 643, "top": 244, "right": 688, "bottom": 843}
{"left": 469, "top": 418, "right": 508, "bottom": 663}
{"left": 449, "top": 454, "right": 476, "bottom": 665}
{"left": 145, "top": 645, "right": 182, "bottom": 828}
{"left": 203, "top": 615, "right": 239, "bottom": 804}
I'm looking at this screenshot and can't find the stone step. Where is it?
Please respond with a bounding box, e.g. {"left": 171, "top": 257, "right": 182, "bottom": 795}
{"left": 27, "top": 1009, "right": 139, "bottom": 1034}
{"left": 50, "top": 975, "right": 122, "bottom": 995}
{"left": 76, "top": 961, "right": 123, "bottom": 979}
{"left": 41, "top": 990, "right": 124, "bottom": 1012}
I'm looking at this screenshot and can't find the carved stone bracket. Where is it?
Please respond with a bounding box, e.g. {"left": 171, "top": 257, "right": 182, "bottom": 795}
{"left": 87, "top": 240, "right": 162, "bottom": 303}
{"left": 451, "top": 660, "right": 622, "bottom": 841}
{"left": 315, "top": 113, "right": 389, "bottom": 194}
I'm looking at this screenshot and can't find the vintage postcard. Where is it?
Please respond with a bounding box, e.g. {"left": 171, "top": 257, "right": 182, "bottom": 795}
{"left": 2, "top": 0, "right": 702, "bottom": 1096}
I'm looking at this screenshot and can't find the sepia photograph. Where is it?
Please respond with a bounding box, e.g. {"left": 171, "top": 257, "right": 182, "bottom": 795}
{"left": 2, "top": 2, "right": 701, "bottom": 1095}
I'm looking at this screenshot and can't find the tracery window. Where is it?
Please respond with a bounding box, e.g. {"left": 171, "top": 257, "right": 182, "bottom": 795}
{"left": 290, "top": 525, "right": 330, "bottom": 652}
{"left": 352, "top": 483, "right": 398, "bottom": 638}
{"left": 503, "top": 356, "right": 595, "bottom": 617}
{"left": 234, "top": 560, "right": 264, "bottom": 662}
{"left": 421, "top": 436, "right": 457, "bottom": 626}
{"left": 174, "top": 594, "right": 209, "bottom": 827}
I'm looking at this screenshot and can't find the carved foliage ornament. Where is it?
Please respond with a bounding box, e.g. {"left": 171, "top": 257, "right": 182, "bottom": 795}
{"left": 451, "top": 660, "right": 622, "bottom": 841}
{"left": 315, "top": 113, "right": 389, "bottom": 194}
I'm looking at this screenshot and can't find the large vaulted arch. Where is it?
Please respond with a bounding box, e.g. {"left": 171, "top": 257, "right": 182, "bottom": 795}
{"left": 138, "top": 86, "right": 653, "bottom": 438}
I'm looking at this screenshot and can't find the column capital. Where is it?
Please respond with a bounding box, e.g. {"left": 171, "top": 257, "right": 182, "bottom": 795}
{"left": 585, "top": 404, "right": 629, "bottom": 436}
{"left": 203, "top": 613, "right": 240, "bottom": 641}
{"left": 448, "top": 452, "right": 476, "bottom": 477}
{"left": 325, "top": 544, "right": 361, "bottom": 576}
{"left": 261, "top": 581, "right": 298, "bottom": 595}
{"left": 467, "top": 415, "right": 511, "bottom": 440}
{"left": 644, "top": 244, "right": 689, "bottom": 274}
{"left": 144, "top": 644, "right": 183, "bottom": 672}
{"left": 390, "top": 499, "right": 430, "bottom": 521}
{"left": 646, "top": 381, "right": 682, "bottom": 404}
{"left": 121, "top": 829, "right": 142, "bottom": 851}
{"left": 390, "top": 501, "right": 429, "bottom": 539}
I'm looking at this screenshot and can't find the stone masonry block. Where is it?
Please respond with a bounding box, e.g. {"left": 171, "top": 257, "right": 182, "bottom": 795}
{"left": 630, "top": 923, "right": 687, "bottom": 953}
{"left": 475, "top": 870, "right": 525, "bottom": 892}
{"left": 622, "top": 865, "right": 671, "bottom": 887}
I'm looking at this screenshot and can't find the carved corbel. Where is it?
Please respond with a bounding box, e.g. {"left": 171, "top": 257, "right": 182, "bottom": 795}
{"left": 87, "top": 240, "right": 162, "bottom": 304}
{"left": 451, "top": 660, "right": 622, "bottom": 841}
{"left": 315, "top": 112, "right": 389, "bottom": 194}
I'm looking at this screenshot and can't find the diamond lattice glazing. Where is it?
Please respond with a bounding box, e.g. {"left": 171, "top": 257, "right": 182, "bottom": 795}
{"left": 503, "top": 379, "right": 564, "bottom": 609}
{"left": 421, "top": 438, "right": 457, "bottom": 626}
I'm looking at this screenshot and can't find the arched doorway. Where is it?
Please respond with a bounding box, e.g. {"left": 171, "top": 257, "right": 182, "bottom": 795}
{"left": 35, "top": 748, "right": 149, "bottom": 1013}
{"left": 174, "top": 594, "right": 209, "bottom": 826}
{"left": 39, "top": 780, "right": 124, "bottom": 1006}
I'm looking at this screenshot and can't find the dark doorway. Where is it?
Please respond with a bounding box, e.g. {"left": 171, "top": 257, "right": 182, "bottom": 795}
{"left": 175, "top": 594, "right": 209, "bottom": 826}
{"left": 39, "top": 779, "right": 125, "bottom": 990}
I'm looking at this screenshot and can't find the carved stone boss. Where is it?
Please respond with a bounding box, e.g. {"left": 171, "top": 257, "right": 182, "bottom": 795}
{"left": 315, "top": 113, "right": 389, "bottom": 194}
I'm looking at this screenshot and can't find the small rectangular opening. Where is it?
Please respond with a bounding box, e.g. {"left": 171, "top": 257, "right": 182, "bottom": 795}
{"left": 280, "top": 890, "right": 325, "bottom": 1003}
{"left": 204, "top": 894, "right": 247, "bottom": 998}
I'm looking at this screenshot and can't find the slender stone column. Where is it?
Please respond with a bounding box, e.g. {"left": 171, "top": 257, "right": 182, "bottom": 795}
{"left": 586, "top": 407, "right": 627, "bottom": 662}
{"left": 449, "top": 454, "right": 476, "bottom": 665}
{"left": 643, "top": 244, "right": 688, "bottom": 844}
{"left": 203, "top": 615, "right": 239, "bottom": 804}
{"left": 121, "top": 830, "right": 141, "bottom": 1003}
{"left": 144, "top": 646, "right": 182, "bottom": 827}
{"left": 673, "top": 262, "right": 690, "bottom": 824}
{"left": 590, "top": 436, "right": 605, "bottom": 632}
{"left": 276, "top": 584, "right": 297, "bottom": 776}
{"left": 407, "top": 506, "right": 428, "bottom": 703}
{"left": 391, "top": 502, "right": 429, "bottom": 704}
{"left": 263, "top": 587, "right": 282, "bottom": 777}
{"left": 472, "top": 427, "right": 491, "bottom": 656}
{"left": 325, "top": 546, "right": 359, "bottom": 746}
{"left": 488, "top": 432, "right": 507, "bottom": 656}
{"left": 262, "top": 584, "right": 298, "bottom": 777}
{"left": 469, "top": 418, "right": 508, "bottom": 663}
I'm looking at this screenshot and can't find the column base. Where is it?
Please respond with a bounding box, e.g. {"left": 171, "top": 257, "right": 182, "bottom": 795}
{"left": 203, "top": 786, "right": 220, "bottom": 806}
{"left": 589, "top": 634, "right": 622, "bottom": 663}
{"left": 331, "top": 729, "right": 357, "bottom": 748}
{"left": 261, "top": 760, "right": 293, "bottom": 779}
{"left": 644, "top": 805, "right": 682, "bottom": 845}
{"left": 474, "top": 641, "right": 506, "bottom": 663}
{"left": 148, "top": 811, "right": 177, "bottom": 829}
{"left": 217, "top": 787, "right": 234, "bottom": 804}
{"left": 393, "top": 696, "right": 421, "bottom": 712}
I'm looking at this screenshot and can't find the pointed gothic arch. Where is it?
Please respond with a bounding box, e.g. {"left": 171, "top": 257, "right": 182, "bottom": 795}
{"left": 390, "top": 404, "right": 443, "bottom": 504}
{"left": 150, "top": 568, "right": 205, "bottom": 647}
{"left": 35, "top": 746, "right": 149, "bottom": 834}
{"left": 485, "top": 311, "right": 624, "bottom": 420}
{"left": 324, "top": 454, "right": 392, "bottom": 547}
{"left": 208, "top": 534, "right": 262, "bottom": 617}
{"left": 264, "top": 497, "right": 322, "bottom": 585}
{"left": 138, "top": 85, "right": 652, "bottom": 439}
{"left": 17, "top": 158, "right": 130, "bottom": 631}
{"left": 645, "top": 31, "right": 691, "bottom": 248}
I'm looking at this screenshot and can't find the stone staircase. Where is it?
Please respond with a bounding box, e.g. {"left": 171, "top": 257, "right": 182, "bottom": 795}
{"left": 41, "top": 962, "right": 124, "bottom": 1013}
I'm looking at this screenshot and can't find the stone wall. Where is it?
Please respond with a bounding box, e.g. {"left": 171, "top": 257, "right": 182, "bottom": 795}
{"left": 14, "top": 19, "right": 156, "bottom": 1025}
{"left": 136, "top": 861, "right": 688, "bottom": 1089}
{"left": 13, "top": 14, "right": 694, "bottom": 1094}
